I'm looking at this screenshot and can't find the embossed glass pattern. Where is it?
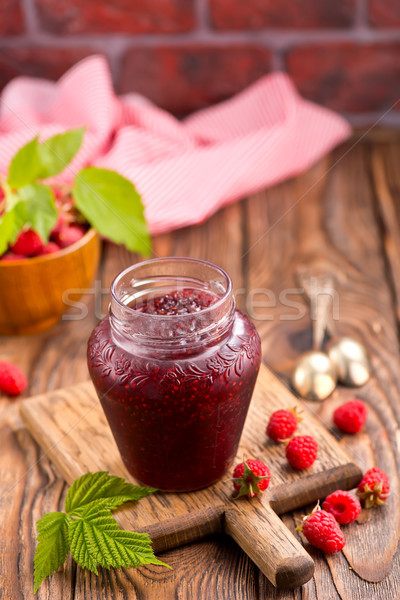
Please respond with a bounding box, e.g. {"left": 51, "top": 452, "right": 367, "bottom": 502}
{"left": 87, "top": 258, "right": 261, "bottom": 491}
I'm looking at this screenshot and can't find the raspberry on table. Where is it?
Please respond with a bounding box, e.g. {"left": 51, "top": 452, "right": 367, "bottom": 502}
{"left": 266, "top": 407, "right": 300, "bottom": 443}
{"left": 0, "top": 361, "right": 28, "bottom": 396}
{"left": 232, "top": 459, "right": 271, "bottom": 498}
{"left": 10, "top": 229, "right": 43, "bottom": 257}
{"left": 298, "top": 507, "right": 345, "bottom": 553}
{"left": 286, "top": 435, "right": 318, "bottom": 470}
{"left": 356, "top": 467, "right": 390, "bottom": 508}
{"left": 322, "top": 490, "right": 361, "bottom": 524}
{"left": 333, "top": 399, "right": 367, "bottom": 434}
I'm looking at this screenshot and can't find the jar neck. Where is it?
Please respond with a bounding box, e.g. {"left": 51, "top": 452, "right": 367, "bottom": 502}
{"left": 109, "top": 258, "right": 236, "bottom": 358}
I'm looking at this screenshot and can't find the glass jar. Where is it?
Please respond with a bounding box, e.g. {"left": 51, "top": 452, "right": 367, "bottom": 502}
{"left": 87, "top": 258, "right": 261, "bottom": 492}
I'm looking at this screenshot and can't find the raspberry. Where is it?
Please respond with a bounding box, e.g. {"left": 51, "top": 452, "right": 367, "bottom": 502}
{"left": 333, "top": 399, "right": 367, "bottom": 434}
{"left": 233, "top": 459, "right": 271, "bottom": 498}
{"left": 50, "top": 211, "right": 69, "bottom": 237}
{"left": 138, "top": 289, "right": 217, "bottom": 315}
{"left": 356, "top": 467, "right": 390, "bottom": 508}
{"left": 0, "top": 361, "right": 28, "bottom": 396}
{"left": 54, "top": 224, "right": 86, "bottom": 249}
{"left": 298, "top": 507, "right": 345, "bottom": 553}
{"left": 286, "top": 435, "right": 318, "bottom": 470}
{"left": 322, "top": 490, "right": 361, "bottom": 524}
{"left": 1, "top": 252, "right": 26, "bottom": 261}
{"left": 10, "top": 229, "right": 43, "bottom": 257}
{"left": 38, "top": 242, "right": 60, "bottom": 256}
{"left": 266, "top": 407, "right": 300, "bottom": 443}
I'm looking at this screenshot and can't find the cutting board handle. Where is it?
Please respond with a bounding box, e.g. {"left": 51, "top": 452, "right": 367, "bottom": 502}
{"left": 224, "top": 501, "right": 314, "bottom": 588}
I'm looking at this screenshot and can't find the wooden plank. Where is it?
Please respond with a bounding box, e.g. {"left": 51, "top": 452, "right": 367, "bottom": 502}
{"left": 0, "top": 407, "right": 77, "bottom": 600}
{"left": 371, "top": 141, "right": 400, "bottom": 323}
{"left": 245, "top": 141, "right": 400, "bottom": 597}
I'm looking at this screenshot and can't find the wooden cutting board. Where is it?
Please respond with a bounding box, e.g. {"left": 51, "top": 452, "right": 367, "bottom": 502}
{"left": 20, "top": 364, "right": 362, "bottom": 589}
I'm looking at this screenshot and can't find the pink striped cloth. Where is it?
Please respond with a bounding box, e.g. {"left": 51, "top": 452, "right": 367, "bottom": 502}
{"left": 0, "top": 55, "right": 351, "bottom": 234}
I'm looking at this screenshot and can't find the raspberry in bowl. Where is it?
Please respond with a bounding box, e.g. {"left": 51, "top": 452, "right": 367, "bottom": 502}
{"left": 87, "top": 258, "right": 262, "bottom": 492}
{"left": 0, "top": 227, "right": 100, "bottom": 335}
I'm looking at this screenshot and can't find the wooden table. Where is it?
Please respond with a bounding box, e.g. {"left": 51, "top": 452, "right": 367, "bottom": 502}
{"left": 2, "top": 130, "right": 400, "bottom": 599}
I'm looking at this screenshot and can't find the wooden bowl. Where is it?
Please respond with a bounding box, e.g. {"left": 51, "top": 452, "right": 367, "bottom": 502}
{"left": 0, "top": 229, "right": 100, "bottom": 335}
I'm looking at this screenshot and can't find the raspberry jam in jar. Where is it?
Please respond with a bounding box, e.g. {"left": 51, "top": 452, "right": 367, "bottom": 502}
{"left": 87, "top": 258, "right": 261, "bottom": 492}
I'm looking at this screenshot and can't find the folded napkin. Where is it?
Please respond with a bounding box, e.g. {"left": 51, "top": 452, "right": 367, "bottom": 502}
{"left": 0, "top": 55, "right": 351, "bottom": 234}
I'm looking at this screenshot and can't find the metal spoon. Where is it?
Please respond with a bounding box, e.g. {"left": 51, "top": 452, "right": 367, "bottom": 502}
{"left": 291, "top": 272, "right": 337, "bottom": 401}
{"left": 327, "top": 336, "right": 371, "bottom": 387}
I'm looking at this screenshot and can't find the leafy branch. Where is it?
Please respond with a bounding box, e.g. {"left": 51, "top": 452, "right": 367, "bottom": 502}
{"left": 34, "top": 471, "right": 168, "bottom": 594}
{"left": 0, "top": 128, "right": 150, "bottom": 255}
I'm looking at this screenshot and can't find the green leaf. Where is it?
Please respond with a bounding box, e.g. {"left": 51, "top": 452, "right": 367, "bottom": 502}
{"left": 8, "top": 136, "right": 39, "bottom": 188}
{"left": 0, "top": 208, "right": 17, "bottom": 255}
{"left": 33, "top": 472, "right": 165, "bottom": 594}
{"left": 65, "top": 471, "right": 157, "bottom": 515}
{"left": 72, "top": 167, "right": 151, "bottom": 255}
{"left": 7, "top": 129, "right": 84, "bottom": 189}
{"left": 33, "top": 512, "right": 70, "bottom": 594}
{"left": 69, "top": 506, "right": 168, "bottom": 574}
{"left": 36, "top": 128, "right": 85, "bottom": 179}
{"left": 16, "top": 184, "right": 57, "bottom": 242}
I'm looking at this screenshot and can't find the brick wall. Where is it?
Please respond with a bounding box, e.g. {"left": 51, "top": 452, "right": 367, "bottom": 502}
{"left": 1, "top": 0, "right": 400, "bottom": 125}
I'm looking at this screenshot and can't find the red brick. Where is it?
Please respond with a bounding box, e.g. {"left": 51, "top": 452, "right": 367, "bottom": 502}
{"left": 119, "top": 46, "right": 271, "bottom": 114}
{"left": 210, "top": 0, "right": 355, "bottom": 29}
{"left": 0, "top": 0, "right": 24, "bottom": 35}
{"left": 368, "top": 0, "right": 400, "bottom": 27}
{"left": 0, "top": 48, "right": 95, "bottom": 90}
{"left": 286, "top": 43, "right": 400, "bottom": 113}
{"left": 36, "top": 0, "right": 195, "bottom": 34}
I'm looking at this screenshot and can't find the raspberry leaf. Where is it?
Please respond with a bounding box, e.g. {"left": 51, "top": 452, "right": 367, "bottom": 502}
{"left": 72, "top": 167, "right": 150, "bottom": 255}
{"left": 7, "top": 129, "right": 84, "bottom": 190}
{"left": 68, "top": 505, "right": 169, "bottom": 573}
{"left": 15, "top": 184, "right": 57, "bottom": 241}
{"left": 33, "top": 512, "right": 70, "bottom": 594}
{"left": 8, "top": 136, "right": 40, "bottom": 188}
{"left": 36, "top": 128, "right": 85, "bottom": 180}
{"left": 0, "top": 208, "right": 18, "bottom": 255}
{"left": 34, "top": 472, "right": 164, "bottom": 594}
{"left": 64, "top": 471, "right": 157, "bottom": 515}
{"left": 4, "top": 130, "right": 149, "bottom": 256}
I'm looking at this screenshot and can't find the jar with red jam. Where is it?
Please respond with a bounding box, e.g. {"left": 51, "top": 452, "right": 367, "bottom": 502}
{"left": 87, "top": 258, "right": 261, "bottom": 492}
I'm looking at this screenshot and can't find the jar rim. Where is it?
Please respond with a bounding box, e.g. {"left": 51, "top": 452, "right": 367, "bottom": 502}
{"left": 110, "top": 256, "right": 233, "bottom": 319}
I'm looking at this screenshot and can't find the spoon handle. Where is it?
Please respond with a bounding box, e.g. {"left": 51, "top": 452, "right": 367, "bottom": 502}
{"left": 297, "top": 270, "right": 333, "bottom": 351}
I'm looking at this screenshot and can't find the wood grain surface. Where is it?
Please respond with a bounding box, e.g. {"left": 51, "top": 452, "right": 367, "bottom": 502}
{"left": 1, "top": 131, "right": 400, "bottom": 599}
{"left": 20, "top": 365, "right": 361, "bottom": 588}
